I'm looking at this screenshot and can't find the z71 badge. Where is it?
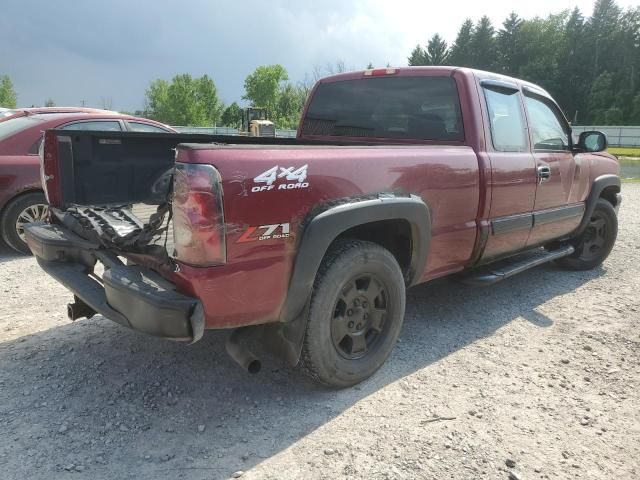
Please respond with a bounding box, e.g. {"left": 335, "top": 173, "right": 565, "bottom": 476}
{"left": 237, "top": 223, "right": 291, "bottom": 243}
{"left": 252, "top": 165, "right": 309, "bottom": 192}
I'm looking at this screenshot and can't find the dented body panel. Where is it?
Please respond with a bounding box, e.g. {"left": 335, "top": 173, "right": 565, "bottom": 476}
{"left": 168, "top": 144, "right": 480, "bottom": 328}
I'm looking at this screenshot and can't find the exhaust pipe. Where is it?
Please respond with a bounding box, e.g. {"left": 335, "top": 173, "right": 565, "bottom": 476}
{"left": 67, "top": 297, "right": 96, "bottom": 321}
{"left": 226, "top": 328, "right": 261, "bottom": 374}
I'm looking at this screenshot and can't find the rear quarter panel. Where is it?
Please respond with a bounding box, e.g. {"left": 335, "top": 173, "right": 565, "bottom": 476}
{"left": 171, "top": 145, "right": 480, "bottom": 328}
{"left": 0, "top": 154, "right": 41, "bottom": 211}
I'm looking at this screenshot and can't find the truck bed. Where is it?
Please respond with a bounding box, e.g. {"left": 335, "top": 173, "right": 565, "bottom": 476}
{"left": 45, "top": 130, "right": 379, "bottom": 208}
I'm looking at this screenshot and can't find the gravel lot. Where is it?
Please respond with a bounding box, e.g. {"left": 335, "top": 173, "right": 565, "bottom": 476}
{"left": 1, "top": 185, "right": 638, "bottom": 480}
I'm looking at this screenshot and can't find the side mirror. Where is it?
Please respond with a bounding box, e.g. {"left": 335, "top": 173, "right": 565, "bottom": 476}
{"left": 577, "top": 131, "right": 607, "bottom": 153}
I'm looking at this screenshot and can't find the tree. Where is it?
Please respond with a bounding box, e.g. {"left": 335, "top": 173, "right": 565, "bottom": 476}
{"left": 629, "top": 94, "right": 640, "bottom": 123}
{"left": 449, "top": 19, "right": 474, "bottom": 66}
{"left": 44, "top": 98, "right": 55, "bottom": 107}
{"left": 588, "top": 0, "right": 623, "bottom": 79}
{"left": 469, "top": 16, "right": 497, "bottom": 70}
{"left": 243, "top": 65, "right": 289, "bottom": 115}
{"left": 589, "top": 71, "right": 615, "bottom": 123}
{"left": 496, "top": 12, "right": 523, "bottom": 75}
{"left": 144, "top": 74, "right": 223, "bottom": 126}
{"left": 221, "top": 102, "right": 243, "bottom": 128}
{"left": 556, "top": 8, "right": 590, "bottom": 122}
{"left": 0, "top": 75, "right": 17, "bottom": 108}
{"left": 276, "top": 83, "right": 307, "bottom": 129}
{"left": 408, "top": 44, "right": 427, "bottom": 66}
{"left": 425, "top": 34, "right": 450, "bottom": 65}
{"left": 404, "top": 1, "right": 640, "bottom": 125}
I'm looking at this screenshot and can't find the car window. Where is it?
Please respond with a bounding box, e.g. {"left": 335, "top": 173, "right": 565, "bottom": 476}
{"left": 301, "top": 76, "right": 464, "bottom": 141}
{"left": 127, "top": 121, "right": 169, "bottom": 133}
{"left": 524, "top": 95, "right": 570, "bottom": 151}
{"left": 483, "top": 87, "right": 528, "bottom": 152}
{"left": 61, "top": 121, "right": 122, "bottom": 131}
{"left": 0, "top": 116, "right": 44, "bottom": 141}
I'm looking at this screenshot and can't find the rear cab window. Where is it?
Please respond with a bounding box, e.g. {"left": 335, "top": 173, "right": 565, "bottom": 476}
{"left": 301, "top": 76, "right": 464, "bottom": 141}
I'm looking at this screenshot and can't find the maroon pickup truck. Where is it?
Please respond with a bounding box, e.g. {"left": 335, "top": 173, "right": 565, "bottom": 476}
{"left": 25, "top": 67, "right": 621, "bottom": 387}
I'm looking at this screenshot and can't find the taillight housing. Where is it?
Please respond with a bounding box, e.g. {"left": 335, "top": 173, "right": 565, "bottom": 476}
{"left": 40, "top": 131, "right": 64, "bottom": 207}
{"left": 172, "top": 163, "right": 226, "bottom": 266}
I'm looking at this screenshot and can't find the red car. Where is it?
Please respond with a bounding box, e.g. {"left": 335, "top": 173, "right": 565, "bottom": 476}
{"left": 0, "top": 108, "right": 174, "bottom": 253}
{"left": 28, "top": 68, "right": 620, "bottom": 387}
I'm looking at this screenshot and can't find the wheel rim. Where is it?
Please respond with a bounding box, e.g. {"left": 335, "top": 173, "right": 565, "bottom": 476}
{"left": 15, "top": 203, "right": 48, "bottom": 241}
{"left": 579, "top": 213, "right": 607, "bottom": 261}
{"left": 331, "top": 273, "right": 388, "bottom": 360}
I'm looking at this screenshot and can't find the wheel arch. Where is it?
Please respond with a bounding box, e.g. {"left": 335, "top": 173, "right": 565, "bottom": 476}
{"left": 280, "top": 194, "right": 431, "bottom": 324}
{"left": 576, "top": 174, "right": 620, "bottom": 234}
{"left": 0, "top": 187, "right": 45, "bottom": 217}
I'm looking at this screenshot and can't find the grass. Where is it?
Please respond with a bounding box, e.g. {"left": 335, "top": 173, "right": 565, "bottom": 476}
{"left": 608, "top": 147, "right": 640, "bottom": 157}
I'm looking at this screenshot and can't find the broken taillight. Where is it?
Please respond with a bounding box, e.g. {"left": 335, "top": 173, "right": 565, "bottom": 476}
{"left": 40, "top": 131, "right": 64, "bottom": 207}
{"left": 172, "top": 163, "right": 226, "bottom": 266}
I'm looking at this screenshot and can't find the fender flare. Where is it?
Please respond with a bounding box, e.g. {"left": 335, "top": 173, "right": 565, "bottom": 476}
{"left": 264, "top": 194, "right": 431, "bottom": 366}
{"left": 281, "top": 193, "right": 431, "bottom": 323}
{"left": 575, "top": 174, "right": 621, "bottom": 234}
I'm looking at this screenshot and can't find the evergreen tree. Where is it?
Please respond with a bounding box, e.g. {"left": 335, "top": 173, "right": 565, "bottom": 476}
{"left": 425, "top": 34, "right": 450, "bottom": 66}
{"left": 408, "top": 45, "right": 427, "bottom": 66}
{"left": 469, "top": 16, "right": 497, "bottom": 70}
{"left": 449, "top": 19, "right": 474, "bottom": 66}
{"left": 397, "top": 0, "right": 639, "bottom": 125}
{"left": 496, "top": 12, "right": 523, "bottom": 75}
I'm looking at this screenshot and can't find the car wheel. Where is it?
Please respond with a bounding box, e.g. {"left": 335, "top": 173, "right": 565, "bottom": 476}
{"left": 555, "top": 198, "right": 618, "bottom": 271}
{"left": 1, "top": 192, "right": 48, "bottom": 254}
{"left": 299, "top": 239, "right": 406, "bottom": 388}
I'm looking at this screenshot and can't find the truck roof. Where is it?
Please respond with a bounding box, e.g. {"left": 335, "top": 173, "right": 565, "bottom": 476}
{"left": 317, "top": 66, "right": 552, "bottom": 99}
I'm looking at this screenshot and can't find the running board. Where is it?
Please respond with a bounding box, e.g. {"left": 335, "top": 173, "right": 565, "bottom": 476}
{"left": 459, "top": 245, "right": 575, "bottom": 286}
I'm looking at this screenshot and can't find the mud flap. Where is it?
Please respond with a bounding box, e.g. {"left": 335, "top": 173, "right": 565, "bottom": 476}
{"left": 262, "top": 299, "right": 311, "bottom": 367}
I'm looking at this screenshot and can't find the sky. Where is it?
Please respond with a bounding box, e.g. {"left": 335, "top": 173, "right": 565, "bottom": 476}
{"left": 1, "top": 0, "right": 637, "bottom": 112}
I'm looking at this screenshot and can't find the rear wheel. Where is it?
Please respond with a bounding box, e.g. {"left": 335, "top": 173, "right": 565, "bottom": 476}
{"left": 1, "top": 192, "right": 48, "bottom": 254}
{"left": 299, "top": 239, "right": 406, "bottom": 388}
{"left": 555, "top": 198, "right": 617, "bottom": 271}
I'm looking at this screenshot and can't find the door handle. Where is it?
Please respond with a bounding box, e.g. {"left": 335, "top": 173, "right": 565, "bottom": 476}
{"left": 537, "top": 165, "right": 551, "bottom": 183}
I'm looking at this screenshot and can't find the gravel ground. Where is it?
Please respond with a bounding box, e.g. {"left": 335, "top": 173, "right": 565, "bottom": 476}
{"left": 1, "top": 185, "right": 639, "bottom": 480}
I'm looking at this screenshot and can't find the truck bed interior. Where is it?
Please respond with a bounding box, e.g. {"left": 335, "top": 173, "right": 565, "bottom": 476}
{"left": 48, "top": 129, "right": 378, "bottom": 208}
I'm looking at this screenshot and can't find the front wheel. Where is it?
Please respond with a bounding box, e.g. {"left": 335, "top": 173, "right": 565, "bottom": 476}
{"left": 299, "top": 239, "right": 406, "bottom": 388}
{"left": 555, "top": 198, "right": 618, "bottom": 271}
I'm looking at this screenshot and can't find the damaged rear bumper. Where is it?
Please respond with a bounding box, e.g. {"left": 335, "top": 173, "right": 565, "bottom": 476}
{"left": 25, "top": 222, "right": 204, "bottom": 343}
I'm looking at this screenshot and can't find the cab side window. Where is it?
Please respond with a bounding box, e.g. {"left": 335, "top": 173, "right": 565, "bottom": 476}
{"left": 483, "top": 87, "right": 528, "bottom": 152}
{"left": 524, "top": 95, "right": 570, "bottom": 151}
{"left": 62, "top": 121, "right": 122, "bottom": 131}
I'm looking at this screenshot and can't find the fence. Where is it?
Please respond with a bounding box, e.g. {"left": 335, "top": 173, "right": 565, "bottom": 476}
{"left": 172, "top": 126, "right": 297, "bottom": 138}
{"left": 572, "top": 126, "right": 640, "bottom": 147}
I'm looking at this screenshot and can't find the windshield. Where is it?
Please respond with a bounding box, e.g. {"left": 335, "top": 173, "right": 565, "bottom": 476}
{"left": 0, "top": 115, "right": 43, "bottom": 141}
{"left": 302, "top": 76, "right": 464, "bottom": 141}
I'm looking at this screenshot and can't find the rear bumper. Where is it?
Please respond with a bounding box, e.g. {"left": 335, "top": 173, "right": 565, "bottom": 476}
{"left": 25, "top": 222, "right": 204, "bottom": 343}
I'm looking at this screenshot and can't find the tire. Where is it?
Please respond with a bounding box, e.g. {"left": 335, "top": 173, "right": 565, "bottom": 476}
{"left": 1, "top": 192, "right": 48, "bottom": 254}
{"left": 299, "top": 239, "right": 406, "bottom": 388}
{"left": 555, "top": 198, "right": 618, "bottom": 271}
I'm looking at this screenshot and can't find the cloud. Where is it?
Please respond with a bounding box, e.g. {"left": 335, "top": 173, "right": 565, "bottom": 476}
{"left": 1, "top": 0, "right": 637, "bottom": 111}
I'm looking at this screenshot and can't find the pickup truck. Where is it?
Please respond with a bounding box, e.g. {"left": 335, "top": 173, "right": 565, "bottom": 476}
{"left": 25, "top": 67, "right": 621, "bottom": 387}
